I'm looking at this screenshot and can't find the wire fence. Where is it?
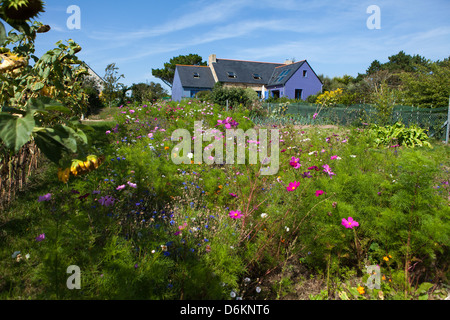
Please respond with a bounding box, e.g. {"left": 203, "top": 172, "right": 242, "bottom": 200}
{"left": 251, "top": 102, "right": 449, "bottom": 141}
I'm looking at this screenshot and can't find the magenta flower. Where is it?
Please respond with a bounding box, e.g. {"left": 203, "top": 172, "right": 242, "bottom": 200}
{"left": 308, "top": 166, "right": 320, "bottom": 171}
{"left": 330, "top": 155, "right": 338, "bottom": 160}
{"left": 341, "top": 217, "right": 359, "bottom": 229}
{"left": 313, "top": 113, "right": 318, "bottom": 119}
{"left": 286, "top": 181, "right": 300, "bottom": 192}
{"left": 315, "top": 190, "right": 324, "bottom": 197}
{"left": 105, "top": 130, "right": 111, "bottom": 135}
{"left": 229, "top": 193, "right": 238, "bottom": 198}
{"left": 38, "top": 193, "right": 52, "bottom": 202}
{"left": 116, "top": 185, "right": 126, "bottom": 191}
{"left": 229, "top": 210, "right": 243, "bottom": 219}
{"left": 289, "top": 157, "right": 301, "bottom": 169}
{"left": 35, "top": 233, "right": 45, "bottom": 242}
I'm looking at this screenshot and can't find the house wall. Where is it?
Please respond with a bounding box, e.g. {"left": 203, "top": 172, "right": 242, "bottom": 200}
{"left": 172, "top": 68, "right": 183, "bottom": 101}
{"left": 283, "top": 63, "right": 322, "bottom": 100}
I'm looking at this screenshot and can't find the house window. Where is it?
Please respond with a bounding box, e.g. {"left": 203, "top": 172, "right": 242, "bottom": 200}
{"left": 276, "top": 69, "right": 291, "bottom": 83}
{"left": 193, "top": 72, "right": 200, "bottom": 78}
{"left": 303, "top": 70, "right": 307, "bottom": 77}
{"left": 190, "top": 90, "right": 201, "bottom": 97}
{"left": 253, "top": 73, "right": 262, "bottom": 80}
{"left": 256, "top": 91, "right": 262, "bottom": 98}
{"left": 227, "top": 71, "right": 237, "bottom": 78}
{"left": 295, "top": 89, "right": 303, "bottom": 100}
{"left": 272, "top": 90, "right": 280, "bottom": 98}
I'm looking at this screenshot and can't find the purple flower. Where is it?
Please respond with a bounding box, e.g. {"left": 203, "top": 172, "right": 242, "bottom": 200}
{"left": 98, "top": 195, "right": 115, "bottom": 207}
{"left": 127, "top": 181, "right": 137, "bottom": 188}
{"left": 302, "top": 171, "right": 312, "bottom": 178}
{"left": 38, "top": 193, "right": 52, "bottom": 202}
{"left": 35, "top": 233, "right": 45, "bottom": 242}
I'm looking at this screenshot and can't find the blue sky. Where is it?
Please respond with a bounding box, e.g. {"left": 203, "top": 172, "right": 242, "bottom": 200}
{"left": 23, "top": 0, "right": 450, "bottom": 91}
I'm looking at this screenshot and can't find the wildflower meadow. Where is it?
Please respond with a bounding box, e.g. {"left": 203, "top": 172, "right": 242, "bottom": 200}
{"left": 1, "top": 99, "right": 449, "bottom": 301}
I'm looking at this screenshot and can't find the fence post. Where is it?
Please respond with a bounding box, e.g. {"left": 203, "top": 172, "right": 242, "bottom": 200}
{"left": 446, "top": 96, "right": 450, "bottom": 144}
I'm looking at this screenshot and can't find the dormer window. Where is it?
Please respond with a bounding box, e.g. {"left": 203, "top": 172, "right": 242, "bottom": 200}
{"left": 193, "top": 72, "right": 200, "bottom": 78}
{"left": 253, "top": 73, "right": 262, "bottom": 80}
{"left": 227, "top": 71, "right": 237, "bottom": 79}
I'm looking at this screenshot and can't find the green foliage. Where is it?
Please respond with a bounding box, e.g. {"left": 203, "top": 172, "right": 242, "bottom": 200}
{"left": 370, "top": 122, "right": 432, "bottom": 148}
{"left": 100, "top": 63, "right": 127, "bottom": 108}
{"left": 152, "top": 53, "right": 207, "bottom": 88}
{"left": 130, "top": 82, "right": 168, "bottom": 103}
{"left": 1, "top": 99, "right": 449, "bottom": 300}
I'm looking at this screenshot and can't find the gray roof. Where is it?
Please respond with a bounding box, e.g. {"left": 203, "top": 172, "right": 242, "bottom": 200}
{"left": 176, "top": 65, "right": 215, "bottom": 88}
{"left": 211, "top": 59, "right": 283, "bottom": 85}
{"left": 267, "top": 61, "right": 305, "bottom": 86}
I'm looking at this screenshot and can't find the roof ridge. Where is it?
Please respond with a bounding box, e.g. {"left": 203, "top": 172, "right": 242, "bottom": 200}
{"left": 217, "top": 58, "right": 283, "bottom": 65}
{"left": 176, "top": 64, "right": 210, "bottom": 67}
{"left": 274, "top": 60, "right": 306, "bottom": 69}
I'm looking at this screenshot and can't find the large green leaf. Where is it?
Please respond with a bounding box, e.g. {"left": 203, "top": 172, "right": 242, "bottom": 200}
{"left": 0, "top": 112, "right": 35, "bottom": 152}
{"left": 0, "top": 21, "right": 6, "bottom": 46}
{"left": 33, "top": 125, "right": 79, "bottom": 163}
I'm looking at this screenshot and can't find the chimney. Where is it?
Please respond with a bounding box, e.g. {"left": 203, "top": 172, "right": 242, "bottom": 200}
{"left": 284, "top": 59, "right": 293, "bottom": 65}
{"left": 209, "top": 54, "right": 217, "bottom": 65}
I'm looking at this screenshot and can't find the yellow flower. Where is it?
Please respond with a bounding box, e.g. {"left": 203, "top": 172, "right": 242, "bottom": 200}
{"left": 383, "top": 256, "right": 389, "bottom": 261}
{"left": 218, "top": 185, "right": 223, "bottom": 189}
{"left": 164, "top": 146, "right": 170, "bottom": 150}
{"left": 382, "top": 275, "right": 386, "bottom": 281}
{"left": 357, "top": 286, "right": 365, "bottom": 295}
{"left": 57, "top": 167, "right": 70, "bottom": 183}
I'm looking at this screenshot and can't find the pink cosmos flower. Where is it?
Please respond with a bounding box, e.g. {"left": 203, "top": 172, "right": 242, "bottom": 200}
{"left": 35, "top": 233, "right": 45, "bottom": 242}
{"left": 229, "top": 193, "right": 238, "bottom": 198}
{"left": 330, "top": 155, "right": 338, "bottom": 160}
{"left": 308, "top": 166, "right": 320, "bottom": 171}
{"left": 286, "top": 181, "right": 300, "bottom": 192}
{"left": 148, "top": 133, "right": 153, "bottom": 138}
{"left": 116, "top": 185, "right": 126, "bottom": 191}
{"left": 289, "top": 156, "right": 301, "bottom": 169}
{"left": 322, "top": 164, "right": 336, "bottom": 178}
{"left": 315, "top": 190, "right": 324, "bottom": 197}
{"left": 38, "top": 193, "right": 52, "bottom": 202}
{"left": 229, "top": 210, "right": 243, "bottom": 219}
{"left": 313, "top": 113, "right": 318, "bottom": 119}
{"left": 341, "top": 217, "right": 359, "bottom": 229}
{"left": 127, "top": 181, "right": 137, "bottom": 188}
{"left": 105, "top": 130, "right": 111, "bottom": 135}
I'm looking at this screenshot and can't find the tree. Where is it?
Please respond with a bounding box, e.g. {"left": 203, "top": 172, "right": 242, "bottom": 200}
{"left": 101, "top": 63, "right": 126, "bottom": 108}
{"left": 151, "top": 54, "right": 206, "bottom": 88}
{"left": 399, "top": 59, "right": 450, "bottom": 108}
{"left": 130, "top": 81, "right": 168, "bottom": 103}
